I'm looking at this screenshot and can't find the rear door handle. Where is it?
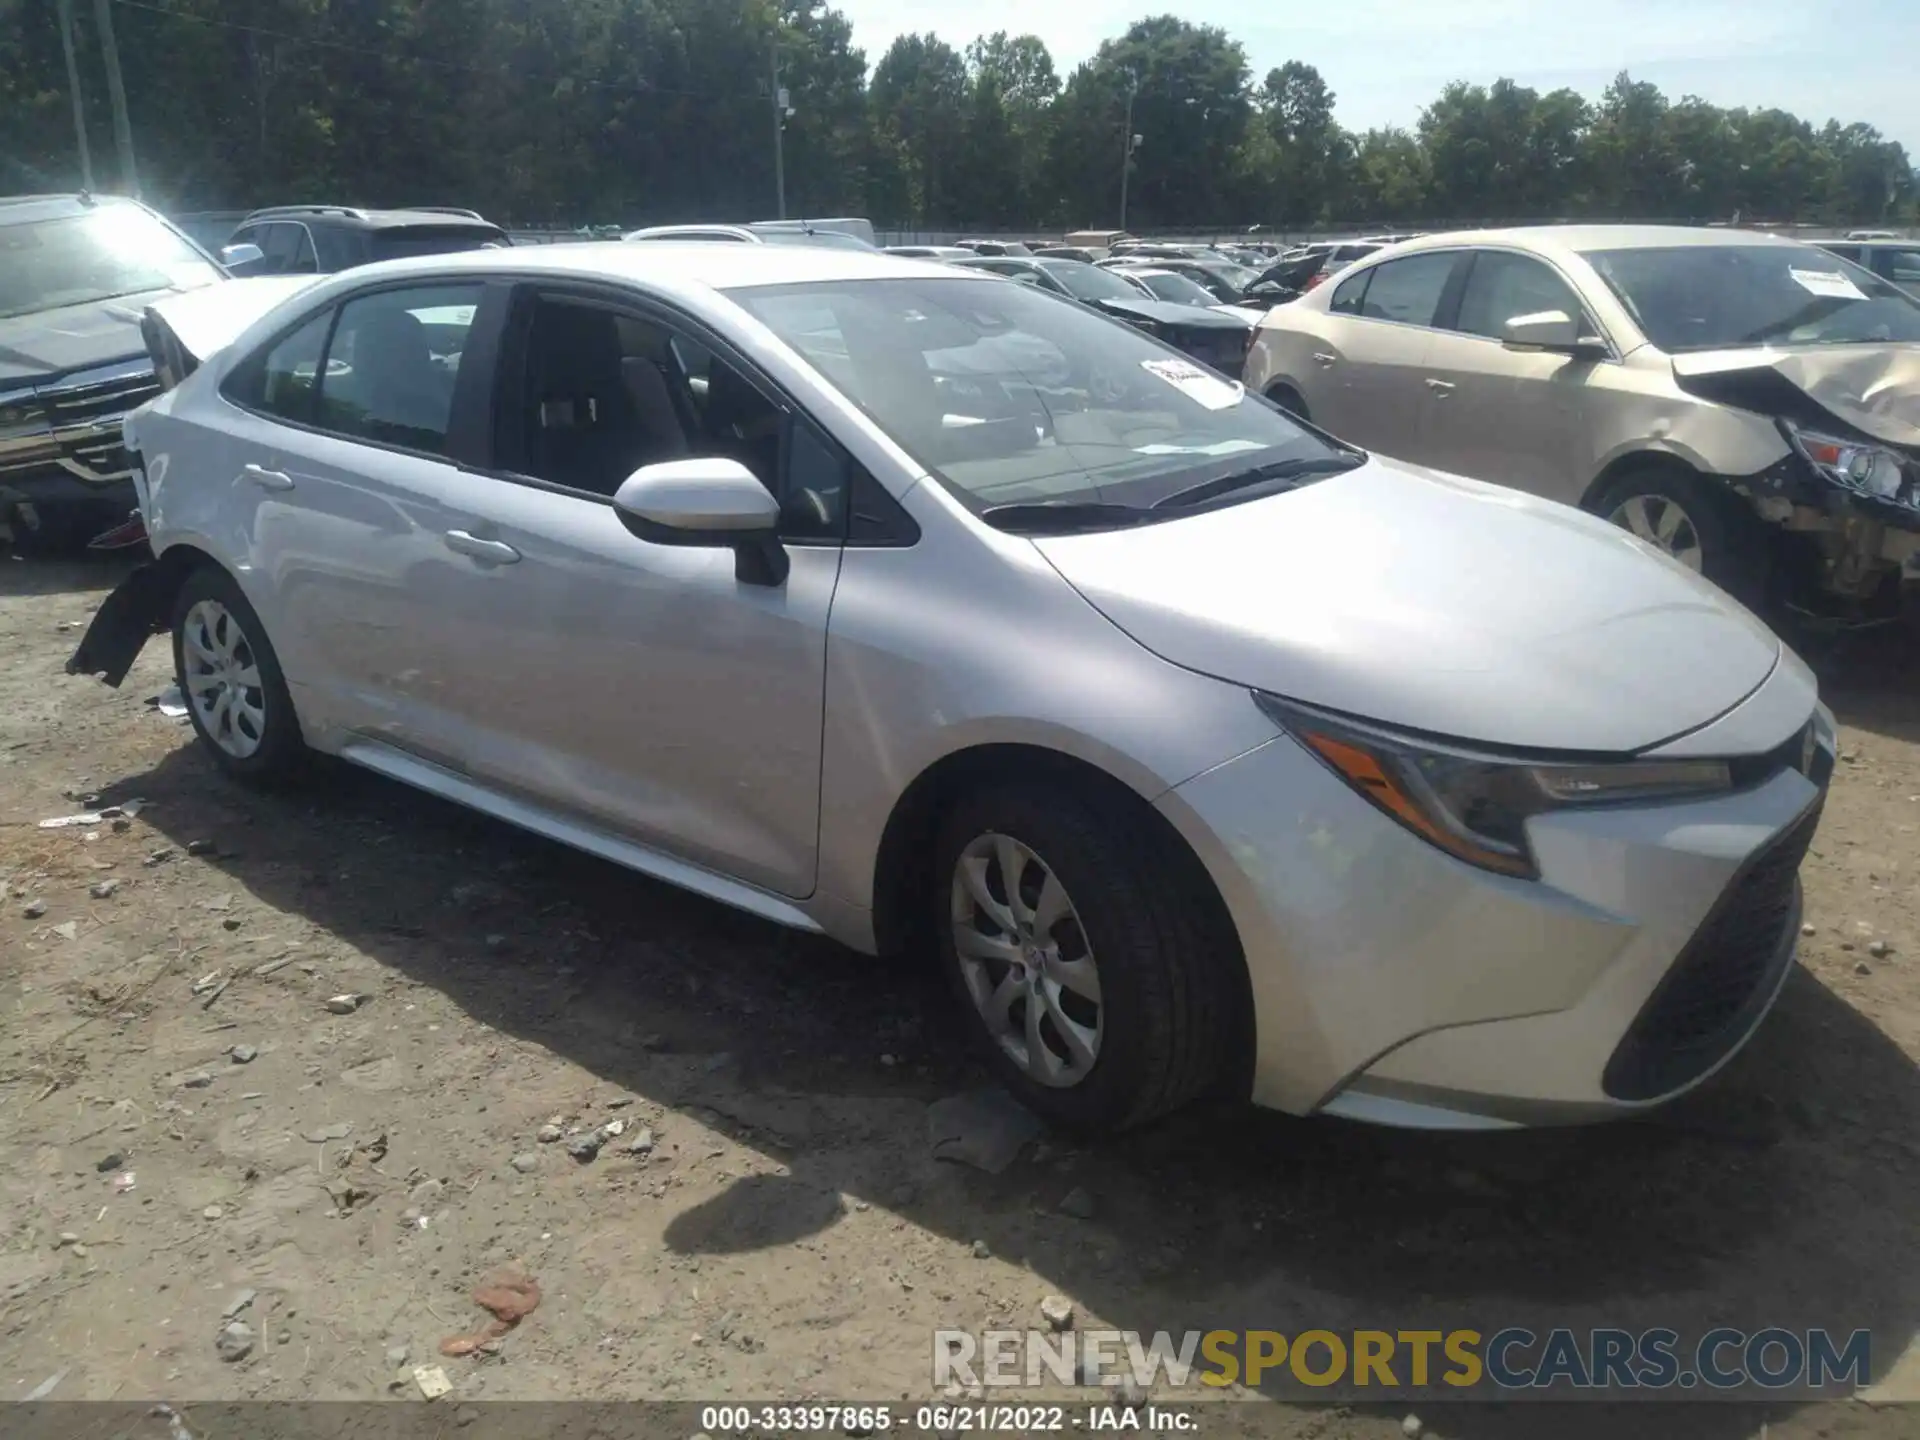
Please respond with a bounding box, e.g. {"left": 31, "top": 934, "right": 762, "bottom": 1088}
{"left": 1425, "top": 378, "right": 1456, "bottom": 396}
{"left": 1312, "top": 351, "right": 1337, "bottom": 367}
{"left": 444, "top": 529, "right": 521, "bottom": 565}
{"left": 241, "top": 463, "right": 294, "bottom": 491}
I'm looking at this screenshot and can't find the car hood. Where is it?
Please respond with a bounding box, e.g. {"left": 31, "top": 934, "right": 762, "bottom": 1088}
{"left": 143, "top": 275, "right": 325, "bottom": 367}
{"left": 1671, "top": 345, "right": 1920, "bottom": 449}
{"left": 1034, "top": 456, "right": 1781, "bottom": 754}
{"left": 1091, "top": 296, "right": 1250, "bottom": 330}
{"left": 0, "top": 287, "right": 189, "bottom": 387}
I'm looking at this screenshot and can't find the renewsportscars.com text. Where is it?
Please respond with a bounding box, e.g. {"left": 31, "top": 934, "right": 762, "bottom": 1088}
{"left": 933, "top": 1326, "right": 1873, "bottom": 1396}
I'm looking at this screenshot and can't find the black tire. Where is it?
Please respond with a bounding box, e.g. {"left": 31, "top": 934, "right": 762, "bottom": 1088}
{"left": 1266, "top": 384, "right": 1310, "bottom": 421}
{"left": 170, "top": 564, "right": 307, "bottom": 784}
{"left": 1590, "top": 464, "right": 1764, "bottom": 606}
{"left": 930, "top": 778, "right": 1242, "bottom": 1133}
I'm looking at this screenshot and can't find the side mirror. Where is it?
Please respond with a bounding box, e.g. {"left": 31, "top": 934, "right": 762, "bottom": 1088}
{"left": 612, "top": 457, "right": 789, "bottom": 586}
{"left": 220, "top": 243, "right": 267, "bottom": 276}
{"left": 1502, "top": 309, "right": 1595, "bottom": 355}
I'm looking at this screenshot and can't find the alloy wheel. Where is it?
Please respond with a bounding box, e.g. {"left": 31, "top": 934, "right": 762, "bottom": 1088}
{"left": 1610, "top": 493, "right": 1704, "bottom": 572}
{"left": 181, "top": 599, "right": 268, "bottom": 759}
{"left": 949, "top": 832, "right": 1102, "bottom": 1088}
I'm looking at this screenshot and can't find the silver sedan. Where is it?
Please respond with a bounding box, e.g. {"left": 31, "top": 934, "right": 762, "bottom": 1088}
{"left": 71, "top": 243, "right": 1834, "bottom": 1132}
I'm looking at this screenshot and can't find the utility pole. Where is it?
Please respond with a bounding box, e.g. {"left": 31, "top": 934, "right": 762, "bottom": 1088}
{"left": 770, "top": 38, "right": 787, "bottom": 220}
{"left": 92, "top": 0, "right": 139, "bottom": 197}
{"left": 1118, "top": 69, "right": 1139, "bottom": 232}
{"left": 56, "top": 0, "right": 94, "bottom": 191}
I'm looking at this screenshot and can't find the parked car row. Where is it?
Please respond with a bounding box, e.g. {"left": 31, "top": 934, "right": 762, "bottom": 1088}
{"left": 70, "top": 237, "right": 1844, "bottom": 1140}
{"left": 1246, "top": 225, "right": 1920, "bottom": 621}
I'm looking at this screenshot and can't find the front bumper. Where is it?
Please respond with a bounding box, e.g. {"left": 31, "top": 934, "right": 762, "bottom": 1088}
{"left": 1157, "top": 703, "right": 1831, "bottom": 1128}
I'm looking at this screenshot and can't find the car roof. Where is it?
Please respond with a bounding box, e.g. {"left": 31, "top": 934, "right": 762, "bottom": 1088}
{"left": 1382, "top": 224, "right": 1813, "bottom": 260}
{"left": 312, "top": 240, "right": 975, "bottom": 292}
{"left": 1824, "top": 238, "right": 1919, "bottom": 250}
{"left": 0, "top": 193, "right": 154, "bottom": 226}
{"left": 240, "top": 205, "right": 500, "bottom": 230}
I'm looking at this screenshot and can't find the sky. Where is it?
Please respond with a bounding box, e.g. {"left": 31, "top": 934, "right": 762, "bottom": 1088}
{"left": 830, "top": 0, "right": 1920, "bottom": 154}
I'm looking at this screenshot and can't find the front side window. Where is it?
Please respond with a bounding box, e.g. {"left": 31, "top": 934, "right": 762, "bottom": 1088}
{"left": 0, "top": 205, "right": 219, "bottom": 319}
{"left": 502, "top": 294, "right": 844, "bottom": 538}
{"left": 316, "top": 284, "right": 482, "bottom": 454}
{"left": 1453, "top": 251, "right": 1594, "bottom": 341}
{"left": 1581, "top": 244, "right": 1920, "bottom": 352}
{"left": 1352, "top": 253, "right": 1456, "bottom": 327}
{"left": 733, "top": 276, "right": 1346, "bottom": 515}
{"left": 259, "top": 224, "right": 305, "bottom": 274}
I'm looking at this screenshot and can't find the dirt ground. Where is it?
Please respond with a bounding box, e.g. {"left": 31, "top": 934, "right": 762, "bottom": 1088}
{"left": 3, "top": 550, "right": 1919, "bottom": 1440}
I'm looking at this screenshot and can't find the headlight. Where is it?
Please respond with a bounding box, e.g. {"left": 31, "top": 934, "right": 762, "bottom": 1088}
{"left": 1783, "top": 419, "right": 1908, "bottom": 503}
{"left": 1255, "top": 694, "right": 1733, "bottom": 879}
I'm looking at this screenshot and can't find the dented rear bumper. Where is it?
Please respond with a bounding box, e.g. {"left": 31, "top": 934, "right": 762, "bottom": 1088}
{"left": 66, "top": 561, "right": 175, "bottom": 686}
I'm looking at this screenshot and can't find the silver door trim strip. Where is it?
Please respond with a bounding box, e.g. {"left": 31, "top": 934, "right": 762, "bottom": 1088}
{"left": 337, "top": 738, "right": 824, "bottom": 933}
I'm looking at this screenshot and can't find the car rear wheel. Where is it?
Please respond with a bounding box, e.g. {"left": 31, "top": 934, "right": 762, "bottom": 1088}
{"left": 932, "top": 779, "right": 1240, "bottom": 1133}
{"left": 1593, "top": 465, "right": 1761, "bottom": 604}
{"left": 1266, "top": 384, "right": 1310, "bottom": 421}
{"left": 171, "top": 565, "right": 306, "bottom": 783}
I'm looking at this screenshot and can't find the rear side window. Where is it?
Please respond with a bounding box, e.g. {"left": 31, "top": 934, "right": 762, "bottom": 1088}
{"left": 317, "top": 284, "right": 483, "bottom": 454}
{"left": 1330, "top": 269, "right": 1370, "bottom": 314}
{"left": 224, "top": 310, "right": 334, "bottom": 423}
{"left": 1355, "top": 253, "right": 1456, "bottom": 327}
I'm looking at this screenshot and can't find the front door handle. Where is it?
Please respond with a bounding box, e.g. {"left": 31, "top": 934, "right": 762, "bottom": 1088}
{"left": 1425, "top": 378, "right": 1456, "bottom": 396}
{"left": 444, "top": 529, "right": 521, "bottom": 565}
{"left": 1312, "top": 351, "right": 1337, "bottom": 367}
{"left": 241, "top": 463, "right": 294, "bottom": 491}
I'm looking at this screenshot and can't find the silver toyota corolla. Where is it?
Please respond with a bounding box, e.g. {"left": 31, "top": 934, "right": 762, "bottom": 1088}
{"left": 70, "top": 244, "right": 1836, "bottom": 1133}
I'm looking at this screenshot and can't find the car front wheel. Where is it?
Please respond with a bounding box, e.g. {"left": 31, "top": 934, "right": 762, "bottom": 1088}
{"left": 1593, "top": 465, "right": 1762, "bottom": 604}
{"left": 171, "top": 564, "right": 305, "bottom": 783}
{"left": 933, "top": 780, "right": 1241, "bottom": 1133}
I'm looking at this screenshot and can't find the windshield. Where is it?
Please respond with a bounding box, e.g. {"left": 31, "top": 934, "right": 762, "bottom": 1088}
{"left": 1039, "top": 260, "right": 1141, "bottom": 303}
{"left": 1582, "top": 245, "right": 1920, "bottom": 352}
{"left": 0, "top": 207, "right": 219, "bottom": 320}
{"left": 732, "top": 277, "right": 1342, "bottom": 516}
{"left": 1206, "top": 261, "right": 1261, "bottom": 290}
{"left": 1129, "top": 270, "right": 1218, "bottom": 307}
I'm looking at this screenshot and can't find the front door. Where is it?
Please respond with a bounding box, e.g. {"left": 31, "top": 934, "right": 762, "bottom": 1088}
{"left": 1414, "top": 249, "right": 1598, "bottom": 501}
{"left": 427, "top": 287, "right": 844, "bottom": 898}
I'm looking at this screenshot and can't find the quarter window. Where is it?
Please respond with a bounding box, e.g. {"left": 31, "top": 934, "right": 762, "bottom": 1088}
{"left": 1453, "top": 252, "right": 1593, "bottom": 341}
{"left": 1330, "top": 269, "right": 1370, "bottom": 315}
{"left": 1353, "top": 253, "right": 1456, "bottom": 327}
{"left": 233, "top": 310, "right": 333, "bottom": 424}
{"left": 316, "top": 284, "right": 482, "bottom": 454}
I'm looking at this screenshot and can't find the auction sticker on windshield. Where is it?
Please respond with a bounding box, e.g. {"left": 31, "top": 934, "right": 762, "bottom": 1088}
{"left": 1788, "top": 267, "right": 1867, "bottom": 301}
{"left": 1141, "top": 358, "right": 1244, "bottom": 410}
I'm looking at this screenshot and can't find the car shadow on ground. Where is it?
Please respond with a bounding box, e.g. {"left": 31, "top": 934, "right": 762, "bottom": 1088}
{"left": 1809, "top": 623, "right": 1920, "bottom": 749}
{"left": 0, "top": 548, "right": 141, "bottom": 599}
{"left": 101, "top": 729, "right": 1920, "bottom": 1440}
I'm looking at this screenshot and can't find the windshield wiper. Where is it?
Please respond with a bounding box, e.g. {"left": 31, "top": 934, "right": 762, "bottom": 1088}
{"left": 1151, "top": 454, "right": 1364, "bottom": 511}
{"left": 978, "top": 500, "right": 1154, "bottom": 534}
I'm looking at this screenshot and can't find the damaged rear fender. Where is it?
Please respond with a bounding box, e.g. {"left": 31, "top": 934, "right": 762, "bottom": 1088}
{"left": 66, "top": 544, "right": 215, "bottom": 686}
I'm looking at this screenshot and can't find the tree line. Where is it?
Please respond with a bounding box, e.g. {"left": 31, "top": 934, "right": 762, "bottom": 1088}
{"left": 3, "top": 0, "right": 1914, "bottom": 232}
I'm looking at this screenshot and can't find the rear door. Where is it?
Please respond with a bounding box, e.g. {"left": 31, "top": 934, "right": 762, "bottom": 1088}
{"left": 1414, "top": 248, "right": 1601, "bottom": 497}
{"left": 216, "top": 278, "right": 496, "bottom": 764}
{"left": 1296, "top": 250, "right": 1461, "bottom": 455}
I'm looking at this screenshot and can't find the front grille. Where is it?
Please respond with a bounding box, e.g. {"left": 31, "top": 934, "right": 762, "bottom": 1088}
{"left": 1602, "top": 795, "right": 1823, "bottom": 1102}
{"left": 41, "top": 364, "right": 158, "bottom": 484}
